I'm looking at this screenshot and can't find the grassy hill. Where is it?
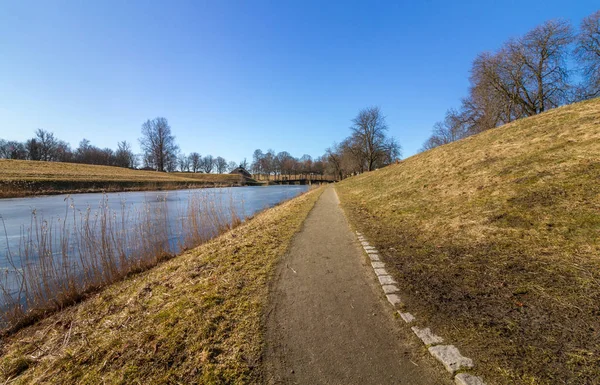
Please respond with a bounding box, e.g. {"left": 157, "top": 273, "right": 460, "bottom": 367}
{"left": 336, "top": 98, "right": 600, "bottom": 384}
{"left": 0, "top": 160, "right": 244, "bottom": 197}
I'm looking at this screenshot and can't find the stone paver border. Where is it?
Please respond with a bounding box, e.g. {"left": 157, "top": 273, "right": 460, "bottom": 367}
{"left": 356, "top": 231, "right": 487, "bottom": 385}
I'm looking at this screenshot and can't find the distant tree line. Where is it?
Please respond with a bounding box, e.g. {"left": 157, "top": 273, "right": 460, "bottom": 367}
{"left": 0, "top": 117, "right": 240, "bottom": 174}
{"left": 250, "top": 149, "right": 327, "bottom": 181}
{"left": 0, "top": 128, "right": 137, "bottom": 168}
{"left": 324, "top": 106, "right": 401, "bottom": 180}
{"left": 138, "top": 117, "right": 238, "bottom": 173}
{"left": 422, "top": 10, "right": 600, "bottom": 151}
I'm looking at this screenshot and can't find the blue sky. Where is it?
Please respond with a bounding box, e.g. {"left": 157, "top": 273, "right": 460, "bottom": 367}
{"left": 1, "top": 1, "right": 598, "bottom": 162}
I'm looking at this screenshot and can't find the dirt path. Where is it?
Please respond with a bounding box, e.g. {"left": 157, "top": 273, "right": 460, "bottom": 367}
{"left": 264, "top": 187, "right": 450, "bottom": 384}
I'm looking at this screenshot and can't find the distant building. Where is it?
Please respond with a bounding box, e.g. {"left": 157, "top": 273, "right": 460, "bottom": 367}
{"left": 229, "top": 167, "right": 252, "bottom": 178}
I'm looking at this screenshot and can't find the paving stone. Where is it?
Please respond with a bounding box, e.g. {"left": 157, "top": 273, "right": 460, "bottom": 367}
{"left": 368, "top": 254, "right": 380, "bottom": 261}
{"left": 363, "top": 246, "right": 376, "bottom": 252}
{"left": 377, "top": 275, "right": 397, "bottom": 285}
{"left": 428, "top": 345, "right": 474, "bottom": 374}
{"left": 356, "top": 232, "right": 362, "bottom": 236}
{"left": 366, "top": 250, "right": 379, "bottom": 255}
{"left": 411, "top": 326, "right": 444, "bottom": 345}
{"left": 361, "top": 241, "right": 370, "bottom": 247}
{"left": 381, "top": 284, "right": 399, "bottom": 294}
{"left": 371, "top": 261, "right": 385, "bottom": 269}
{"left": 386, "top": 294, "right": 402, "bottom": 306}
{"left": 454, "top": 373, "right": 486, "bottom": 385}
{"left": 398, "top": 311, "right": 415, "bottom": 323}
{"left": 374, "top": 268, "right": 389, "bottom": 276}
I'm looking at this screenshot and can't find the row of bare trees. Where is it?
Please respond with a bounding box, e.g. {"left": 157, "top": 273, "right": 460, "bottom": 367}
{"left": 250, "top": 149, "right": 327, "bottom": 180}
{"left": 176, "top": 153, "right": 233, "bottom": 174}
{"left": 1, "top": 117, "right": 239, "bottom": 173}
{"left": 0, "top": 129, "right": 137, "bottom": 168}
{"left": 422, "top": 10, "right": 600, "bottom": 151}
{"left": 137, "top": 117, "right": 240, "bottom": 173}
{"left": 325, "top": 106, "right": 401, "bottom": 179}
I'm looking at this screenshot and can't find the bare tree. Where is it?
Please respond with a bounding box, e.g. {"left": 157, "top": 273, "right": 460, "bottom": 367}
{"left": 115, "top": 141, "right": 136, "bottom": 168}
{"left": 0, "top": 140, "right": 27, "bottom": 159}
{"left": 477, "top": 20, "right": 574, "bottom": 119}
{"left": 177, "top": 153, "right": 190, "bottom": 172}
{"left": 139, "top": 117, "right": 179, "bottom": 172}
{"left": 188, "top": 152, "right": 201, "bottom": 173}
{"left": 326, "top": 144, "right": 344, "bottom": 180}
{"left": 251, "top": 149, "right": 264, "bottom": 177}
{"left": 201, "top": 155, "right": 214, "bottom": 173}
{"left": 34, "top": 129, "right": 58, "bottom": 161}
{"left": 227, "top": 161, "right": 238, "bottom": 172}
{"left": 215, "top": 156, "right": 228, "bottom": 174}
{"left": 350, "top": 107, "right": 399, "bottom": 171}
{"left": 576, "top": 10, "right": 600, "bottom": 99}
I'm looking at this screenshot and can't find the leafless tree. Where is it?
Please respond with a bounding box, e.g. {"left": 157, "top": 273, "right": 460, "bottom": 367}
{"left": 215, "top": 156, "right": 228, "bottom": 174}
{"left": 188, "top": 152, "right": 201, "bottom": 173}
{"left": 0, "top": 140, "right": 27, "bottom": 159}
{"left": 139, "top": 117, "right": 179, "bottom": 172}
{"left": 30, "top": 129, "right": 59, "bottom": 161}
{"left": 325, "top": 144, "right": 344, "bottom": 180}
{"left": 575, "top": 10, "right": 600, "bottom": 99}
{"left": 201, "top": 155, "right": 214, "bottom": 173}
{"left": 115, "top": 141, "right": 136, "bottom": 168}
{"left": 476, "top": 20, "right": 573, "bottom": 119}
{"left": 177, "top": 153, "right": 190, "bottom": 172}
{"left": 251, "top": 149, "right": 264, "bottom": 177}
{"left": 350, "top": 107, "right": 399, "bottom": 171}
{"left": 227, "top": 161, "right": 238, "bottom": 172}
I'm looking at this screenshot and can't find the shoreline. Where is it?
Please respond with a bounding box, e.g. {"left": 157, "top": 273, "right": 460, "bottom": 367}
{"left": 0, "top": 179, "right": 257, "bottom": 199}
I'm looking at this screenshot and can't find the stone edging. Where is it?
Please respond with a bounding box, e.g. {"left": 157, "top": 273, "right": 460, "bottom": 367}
{"left": 356, "top": 231, "right": 487, "bottom": 385}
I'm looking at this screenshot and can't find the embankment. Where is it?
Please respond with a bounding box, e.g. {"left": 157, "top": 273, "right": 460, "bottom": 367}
{"left": 0, "top": 159, "right": 246, "bottom": 198}
{"left": 0, "top": 187, "right": 323, "bottom": 384}
{"left": 336, "top": 98, "right": 600, "bottom": 384}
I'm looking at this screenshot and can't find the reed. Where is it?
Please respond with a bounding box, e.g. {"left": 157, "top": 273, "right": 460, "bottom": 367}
{"left": 0, "top": 190, "right": 242, "bottom": 332}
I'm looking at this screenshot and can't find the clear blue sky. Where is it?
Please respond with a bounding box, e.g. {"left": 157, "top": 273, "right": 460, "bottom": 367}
{"left": 1, "top": 1, "right": 598, "bottom": 162}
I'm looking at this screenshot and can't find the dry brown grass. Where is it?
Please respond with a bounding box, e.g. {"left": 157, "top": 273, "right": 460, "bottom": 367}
{"left": 336, "top": 98, "right": 600, "bottom": 385}
{"left": 0, "top": 190, "right": 244, "bottom": 333}
{"left": 0, "top": 187, "right": 323, "bottom": 384}
{"left": 0, "top": 160, "right": 243, "bottom": 197}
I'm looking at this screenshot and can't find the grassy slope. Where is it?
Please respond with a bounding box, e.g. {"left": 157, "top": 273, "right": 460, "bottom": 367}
{"left": 0, "top": 160, "right": 243, "bottom": 197}
{"left": 0, "top": 188, "right": 323, "bottom": 384}
{"left": 336, "top": 98, "right": 600, "bottom": 384}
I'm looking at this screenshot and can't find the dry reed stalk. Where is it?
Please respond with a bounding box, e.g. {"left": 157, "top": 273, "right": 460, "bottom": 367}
{"left": 0, "top": 190, "right": 242, "bottom": 331}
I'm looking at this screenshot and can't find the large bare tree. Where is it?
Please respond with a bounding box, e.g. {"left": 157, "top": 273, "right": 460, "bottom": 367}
{"left": 177, "top": 153, "right": 190, "bottom": 172}
{"left": 188, "top": 152, "right": 201, "bottom": 173}
{"left": 215, "top": 156, "right": 228, "bottom": 174}
{"left": 576, "top": 10, "right": 600, "bottom": 99}
{"left": 350, "top": 107, "right": 400, "bottom": 171}
{"left": 201, "top": 155, "right": 214, "bottom": 173}
{"left": 139, "top": 117, "right": 178, "bottom": 172}
{"left": 478, "top": 20, "right": 573, "bottom": 118}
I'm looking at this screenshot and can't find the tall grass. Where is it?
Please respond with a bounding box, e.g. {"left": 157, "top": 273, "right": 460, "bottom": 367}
{"left": 0, "top": 191, "right": 242, "bottom": 332}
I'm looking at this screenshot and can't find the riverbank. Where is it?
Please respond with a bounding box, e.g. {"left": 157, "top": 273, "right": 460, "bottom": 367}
{"left": 335, "top": 98, "right": 600, "bottom": 384}
{"left": 0, "top": 159, "right": 247, "bottom": 198}
{"left": 0, "top": 187, "right": 323, "bottom": 383}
